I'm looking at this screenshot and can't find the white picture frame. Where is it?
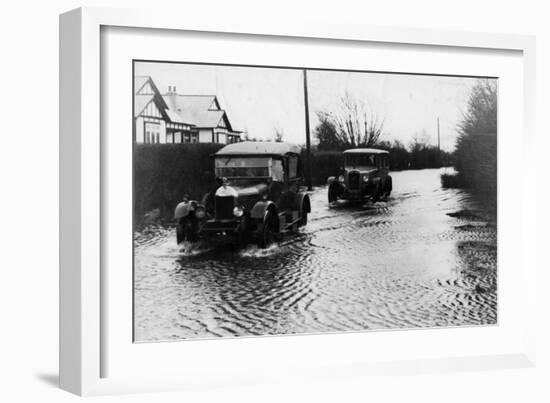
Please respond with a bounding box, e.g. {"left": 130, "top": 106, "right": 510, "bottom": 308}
{"left": 59, "top": 6, "right": 537, "bottom": 396}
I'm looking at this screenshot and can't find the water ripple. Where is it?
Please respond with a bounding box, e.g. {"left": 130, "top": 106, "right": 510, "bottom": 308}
{"left": 134, "top": 168, "right": 497, "bottom": 341}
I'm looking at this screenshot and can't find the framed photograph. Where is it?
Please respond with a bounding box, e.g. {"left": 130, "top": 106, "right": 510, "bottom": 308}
{"left": 60, "top": 7, "right": 537, "bottom": 396}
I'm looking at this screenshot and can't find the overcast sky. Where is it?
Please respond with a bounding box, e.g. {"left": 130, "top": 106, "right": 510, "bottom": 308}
{"left": 136, "top": 61, "right": 494, "bottom": 152}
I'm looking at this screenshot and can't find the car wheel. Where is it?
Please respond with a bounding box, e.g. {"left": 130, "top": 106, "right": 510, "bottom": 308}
{"left": 372, "top": 185, "right": 380, "bottom": 202}
{"left": 257, "top": 213, "right": 274, "bottom": 249}
{"left": 184, "top": 219, "right": 194, "bottom": 241}
{"left": 385, "top": 176, "right": 392, "bottom": 197}
{"left": 300, "top": 203, "right": 308, "bottom": 227}
{"left": 289, "top": 219, "right": 299, "bottom": 233}
{"left": 176, "top": 224, "right": 184, "bottom": 244}
{"left": 177, "top": 218, "right": 196, "bottom": 244}
{"left": 328, "top": 184, "right": 338, "bottom": 203}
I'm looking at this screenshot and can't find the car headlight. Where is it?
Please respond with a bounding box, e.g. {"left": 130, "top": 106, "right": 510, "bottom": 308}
{"left": 362, "top": 175, "right": 370, "bottom": 182}
{"left": 338, "top": 175, "right": 345, "bottom": 183}
{"left": 195, "top": 206, "right": 206, "bottom": 219}
{"left": 233, "top": 205, "right": 244, "bottom": 217}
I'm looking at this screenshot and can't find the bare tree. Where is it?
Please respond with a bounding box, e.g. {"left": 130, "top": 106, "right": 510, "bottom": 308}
{"left": 458, "top": 79, "right": 497, "bottom": 137}
{"left": 324, "top": 93, "right": 385, "bottom": 148}
{"left": 409, "top": 129, "right": 432, "bottom": 152}
{"left": 452, "top": 79, "right": 498, "bottom": 196}
{"left": 242, "top": 128, "right": 259, "bottom": 142}
{"left": 314, "top": 111, "right": 341, "bottom": 150}
{"left": 273, "top": 126, "right": 284, "bottom": 142}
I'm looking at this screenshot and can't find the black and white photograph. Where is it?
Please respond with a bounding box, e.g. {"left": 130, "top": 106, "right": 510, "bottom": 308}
{"left": 133, "top": 60, "right": 497, "bottom": 342}
{"left": 4, "top": 0, "right": 548, "bottom": 399}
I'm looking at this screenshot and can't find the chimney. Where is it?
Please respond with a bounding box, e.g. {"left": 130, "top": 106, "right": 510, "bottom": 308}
{"left": 165, "top": 85, "right": 178, "bottom": 110}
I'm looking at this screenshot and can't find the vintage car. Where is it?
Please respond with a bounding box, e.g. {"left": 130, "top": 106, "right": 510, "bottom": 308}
{"left": 174, "top": 142, "right": 311, "bottom": 248}
{"left": 327, "top": 148, "right": 392, "bottom": 203}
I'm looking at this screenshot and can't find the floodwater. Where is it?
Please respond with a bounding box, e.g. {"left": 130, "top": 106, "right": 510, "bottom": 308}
{"left": 134, "top": 168, "right": 497, "bottom": 342}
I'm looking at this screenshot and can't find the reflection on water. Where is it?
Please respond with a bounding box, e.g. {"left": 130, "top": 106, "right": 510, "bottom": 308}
{"left": 134, "top": 168, "right": 497, "bottom": 341}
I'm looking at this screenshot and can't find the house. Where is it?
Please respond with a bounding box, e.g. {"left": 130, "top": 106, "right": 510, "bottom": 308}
{"left": 163, "top": 91, "right": 241, "bottom": 144}
{"left": 133, "top": 76, "right": 241, "bottom": 144}
{"left": 134, "top": 76, "right": 195, "bottom": 144}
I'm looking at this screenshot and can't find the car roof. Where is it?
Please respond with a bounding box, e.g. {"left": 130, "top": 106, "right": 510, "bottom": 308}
{"left": 215, "top": 141, "right": 302, "bottom": 157}
{"left": 343, "top": 148, "right": 389, "bottom": 155}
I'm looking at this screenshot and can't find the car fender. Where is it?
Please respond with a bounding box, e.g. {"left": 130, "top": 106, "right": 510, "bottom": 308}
{"left": 174, "top": 201, "right": 199, "bottom": 221}
{"left": 250, "top": 200, "right": 278, "bottom": 221}
{"left": 329, "top": 179, "right": 345, "bottom": 193}
{"left": 296, "top": 192, "right": 311, "bottom": 213}
{"left": 386, "top": 175, "right": 393, "bottom": 191}
{"left": 200, "top": 192, "right": 212, "bottom": 206}
{"left": 327, "top": 176, "right": 336, "bottom": 185}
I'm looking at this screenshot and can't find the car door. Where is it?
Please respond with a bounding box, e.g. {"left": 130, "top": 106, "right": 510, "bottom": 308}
{"left": 379, "top": 155, "right": 388, "bottom": 188}
{"left": 281, "top": 154, "right": 301, "bottom": 211}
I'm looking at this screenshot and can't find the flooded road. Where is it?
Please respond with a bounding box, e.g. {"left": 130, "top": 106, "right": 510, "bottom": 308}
{"left": 134, "top": 168, "right": 497, "bottom": 342}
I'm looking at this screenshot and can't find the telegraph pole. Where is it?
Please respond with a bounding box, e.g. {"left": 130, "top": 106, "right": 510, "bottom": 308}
{"left": 437, "top": 117, "right": 442, "bottom": 167}
{"left": 303, "top": 69, "right": 313, "bottom": 191}
{"left": 437, "top": 117, "right": 441, "bottom": 152}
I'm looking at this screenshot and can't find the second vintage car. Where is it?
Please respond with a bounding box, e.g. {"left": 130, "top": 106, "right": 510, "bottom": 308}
{"left": 174, "top": 141, "right": 311, "bottom": 248}
{"left": 327, "top": 148, "right": 392, "bottom": 204}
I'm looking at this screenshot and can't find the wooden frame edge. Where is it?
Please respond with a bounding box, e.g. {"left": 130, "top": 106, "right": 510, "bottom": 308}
{"left": 59, "top": 7, "right": 83, "bottom": 396}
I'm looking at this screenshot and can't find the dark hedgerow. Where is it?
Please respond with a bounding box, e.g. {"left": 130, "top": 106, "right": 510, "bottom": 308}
{"left": 135, "top": 141, "right": 457, "bottom": 227}
{"left": 301, "top": 150, "right": 344, "bottom": 187}
{"left": 134, "top": 143, "right": 224, "bottom": 226}
{"left": 441, "top": 172, "right": 468, "bottom": 189}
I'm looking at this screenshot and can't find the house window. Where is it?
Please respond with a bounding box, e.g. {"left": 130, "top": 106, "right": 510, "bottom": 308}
{"left": 191, "top": 133, "right": 198, "bottom": 143}
{"left": 166, "top": 132, "right": 173, "bottom": 143}
{"left": 184, "top": 132, "right": 191, "bottom": 143}
{"left": 144, "top": 122, "right": 161, "bottom": 144}
{"left": 174, "top": 132, "right": 182, "bottom": 143}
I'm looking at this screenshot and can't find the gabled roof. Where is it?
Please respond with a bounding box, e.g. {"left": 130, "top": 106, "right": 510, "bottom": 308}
{"left": 343, "top": 148, "right": 389, "bottom": 155}
{"left": 181, "top": 104, "right": 224, "bottom": 128}
{"left": 178, "top": 95, "right": 220, "bottom": 111}
{"left": 163, "top": 94, "right": 234, "bottom": 130}
{"left": 134, "top": 76, "right": 150, "bottom": 94}
{"left": 134, "top": 76, "right": 238, "bottom": 130}
{"left": 215, "top": 141, "right": 301, "bottom": 157}
{"left": 165, "top": 109, "right": 189, "bottom": 124}
{"left": 134, "top": 76, "right": 170, "bottom": 119}
{"left": 134, "top": 94, "right": 155, "bottom": 117}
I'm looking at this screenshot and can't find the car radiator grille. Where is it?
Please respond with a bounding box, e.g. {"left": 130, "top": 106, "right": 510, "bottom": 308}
{"left": 215, "top": 196, "right": 234, "bottom": 220}
{"left": 348, "top": 171, "right": 360, "bottom": 190}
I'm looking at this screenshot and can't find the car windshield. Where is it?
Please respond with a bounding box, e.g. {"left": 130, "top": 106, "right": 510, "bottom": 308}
{"left": 345, "top": 154, "right": 376, "bottom": 168}
{"left": 215, "top": 157, "right": 284, "bottom": 181}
